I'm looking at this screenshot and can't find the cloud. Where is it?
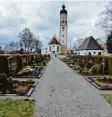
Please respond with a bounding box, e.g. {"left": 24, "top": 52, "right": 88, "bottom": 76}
{"left": 0, "top": 0, "right": 109, "bottom": 48}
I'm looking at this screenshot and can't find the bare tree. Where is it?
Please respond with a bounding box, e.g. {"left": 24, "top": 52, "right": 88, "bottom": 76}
{"left": 9, "top": 41, "right": 16, "bottom": 51}
{"left": 15, "top": 41, "right": 20, "bottom": 51}
{"left": 19, "top": 28, "right": 33, "bottom": 51}
{"left": 30, "top": 36, "right": 42, "bottom": 53}
{"left": 4, "top": 28, "right": 42, "bottom": 53}
{"left": 73, "top": 38, "right": 85, "bottom": 50}
{"left": 4, "top": 44, "right": 10, "bottom": 53}
{"left": 95, "top": 1, "right": 112, "bottom": 33}
{"left": 27, "top": 32, "right": 34, "bottom": 51}
{"left": 0, "top": 45, "right": 2, "bottom": 50}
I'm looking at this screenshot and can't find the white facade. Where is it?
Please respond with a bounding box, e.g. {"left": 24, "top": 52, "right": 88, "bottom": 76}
{"left": 77, "top": 50, "right": 103, "bottom": 55}
{"left": 48, "top": 44, "right": 61, "bottom": 56}
{"left": 41, "top": 44, "right": 61, "bottom": 56}
{"left": 59, "top": 10, "right": 67, "bottom": 46}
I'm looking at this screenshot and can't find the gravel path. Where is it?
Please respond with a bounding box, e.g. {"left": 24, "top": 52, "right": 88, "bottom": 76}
{"left": 32, "top": 58, "right": 112, "bottom": 117}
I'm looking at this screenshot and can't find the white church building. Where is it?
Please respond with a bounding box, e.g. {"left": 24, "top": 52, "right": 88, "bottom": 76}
{"left": 41, "top": 4, "right": 68, "bottom": 56}
{"left": 48, "top": 34, "right": 61, "bottom": 56}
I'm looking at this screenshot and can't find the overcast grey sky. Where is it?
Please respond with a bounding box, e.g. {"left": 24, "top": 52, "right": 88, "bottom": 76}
{"left": 0, "top": 0, "right": 109, "bottom": 48}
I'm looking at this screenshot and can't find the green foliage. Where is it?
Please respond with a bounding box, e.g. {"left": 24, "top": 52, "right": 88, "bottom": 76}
{"left": 81, "top": 66, "right": 88, "bottom": 75}
{"left": 24, "top": 66, "right": 31, "bottom": 71}
{"left": 83, "top": 67, "right": 88, "bottom": 73}
{"left": 0, "top": 99, "right": 34, "bottom": 117}
{"left": 107, "top": 31, "right": 112, "bottom": 53}
{"left": 43, "top": 61, "right": 46, "bottom": 66}
{"left": 108, "top": 58, "right": 112, "bottom": 74}
{"left": 104, "top": 94, "right": 112, "bottom": 104}
{"left": 26, "top": 79, "right": 33, "bottom": 84}
{"left": 96, "top": 64, "right": 102, "bottom": 74}
{"left": 0, "top": 73, "right": 8, "bottom": 85}
{"left": 64, "top": 54, "right": 112, "bottom": 74}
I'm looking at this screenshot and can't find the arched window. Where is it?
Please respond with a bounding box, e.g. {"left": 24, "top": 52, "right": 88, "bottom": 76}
{"left": 49, "top": 46, "right": 51, "bottom": 52}
{"left": 62, "top": 27, "right": 65, "bottom": 31}
{"left": 57, "top": 46, "right": 59, "bottom": 52}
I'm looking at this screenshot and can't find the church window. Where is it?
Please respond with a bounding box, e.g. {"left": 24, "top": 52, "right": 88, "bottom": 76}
{"left": 63, "top": 21, "right": 64, "bottom": 23}
{"left": 57, "top": 46, "right": 59, "bottom": 52}
{"left": 49, "top": 46, "right": 51, "bottom": 52}
{"left": 53, "top": 45, "right": 55, "bottom": 47}
{"left": 98, "top": 52, "right": 101, "bottom": 55}
{"left": 63, "top": 40, "right": 64, "bottom": 43}
{"left": 62, "top": 26, "right": 65, "bottom": 31}
{"left": 63, "top": 35, "right": 64, "bottom": 37}
{"left": 65, "top": 20, "right": 67, "bottom": 24}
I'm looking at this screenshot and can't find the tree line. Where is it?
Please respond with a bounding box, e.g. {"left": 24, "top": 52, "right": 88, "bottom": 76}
{"left": 95, "top": 1, "right": 112, "bottom": 53}
{"left": 4, "top": 28, "right": 42, "bottom": 53}
{"left": 72, "top": 1, "right": 112, "bottom": 54}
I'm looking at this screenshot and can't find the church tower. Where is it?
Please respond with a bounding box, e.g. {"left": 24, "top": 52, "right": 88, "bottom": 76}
{"left": 59, "top": 4, "right": 68, "bottom": 53}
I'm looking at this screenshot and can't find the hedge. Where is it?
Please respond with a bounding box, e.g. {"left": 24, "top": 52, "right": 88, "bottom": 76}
{"left": 0, "top": 54, "right": 50, "bottom": 76}
{"left": 67, "top": 54, "right": 112, "bottom": 74}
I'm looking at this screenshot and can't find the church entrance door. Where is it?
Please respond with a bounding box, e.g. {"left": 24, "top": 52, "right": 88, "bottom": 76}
{"left": 51, "top": 51, "right": 55, "bottom": 58}
{"left": 53, "top": 51, "right": 55, "bottom": 54}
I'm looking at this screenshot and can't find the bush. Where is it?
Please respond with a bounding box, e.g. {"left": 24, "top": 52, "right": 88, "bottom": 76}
{"left": 43, "top": 61, "right": 46, "bottom": 66}
{"left": 26, "top": 79, "right": 33, "bottom": 84}
{"left": 81, "top": 67, "right": 88, "bottom": 75}
{"left": 0, "top": 73, "right": 8, "bottom": 85}
{"left": 83, "top": 67, "right": 88, "bottom": 72}
{"left": 97, "top": 64, "right": 102, "bottom": 74}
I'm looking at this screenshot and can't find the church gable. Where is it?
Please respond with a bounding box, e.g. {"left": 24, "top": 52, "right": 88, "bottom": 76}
{"left": 49, "top": 35, "right": 61, "bottom": 45}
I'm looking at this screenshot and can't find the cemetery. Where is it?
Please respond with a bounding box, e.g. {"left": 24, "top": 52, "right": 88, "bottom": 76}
{"left": 0, "top": 54, "right": 50, "bottom": 96}
{"left": 61, "top": 54, "right": 112, "bottom": 90}
{"left": 0, "top": 1, "right": 112, "bottom": 117}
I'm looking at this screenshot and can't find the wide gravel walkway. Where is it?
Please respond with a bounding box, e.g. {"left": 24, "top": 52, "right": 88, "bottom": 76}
{"left": 32, "top": 58, "right": 112, "bottom": 117}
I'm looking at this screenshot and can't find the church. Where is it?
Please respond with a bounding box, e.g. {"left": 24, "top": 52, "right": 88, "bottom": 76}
{"left": 41, "top": 4, "right": 68, "bottom": 56}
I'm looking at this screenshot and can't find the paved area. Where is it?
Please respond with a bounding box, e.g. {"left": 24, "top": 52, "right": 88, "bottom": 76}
{"left": 32, "top": 58, "right": 112, "bottom": 117}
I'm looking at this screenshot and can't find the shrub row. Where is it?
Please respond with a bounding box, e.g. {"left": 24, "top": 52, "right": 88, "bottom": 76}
{"left": 0, "top": 54, "right": 50, "bottom": 76}
{"left": 66, "top": 54, "right": 112, "bottom": 74}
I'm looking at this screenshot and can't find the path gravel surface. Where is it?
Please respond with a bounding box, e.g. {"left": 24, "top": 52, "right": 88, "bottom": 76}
{"left": 32, "top": 58, "right": 112, "bottom": 117}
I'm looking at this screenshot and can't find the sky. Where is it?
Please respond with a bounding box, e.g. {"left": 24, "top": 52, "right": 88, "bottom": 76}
{"left": 0, "top": 0, "right": 110, "bottom": 49}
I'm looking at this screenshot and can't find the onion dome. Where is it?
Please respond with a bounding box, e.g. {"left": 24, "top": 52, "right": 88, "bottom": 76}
{"left": 60, "top": 5, "right": 67, "bottom": 14}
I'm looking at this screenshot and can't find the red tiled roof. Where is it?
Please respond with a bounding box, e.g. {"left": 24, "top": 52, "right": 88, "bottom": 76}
{"left": 49, "top": 37, "right": 61, "bottom": 45}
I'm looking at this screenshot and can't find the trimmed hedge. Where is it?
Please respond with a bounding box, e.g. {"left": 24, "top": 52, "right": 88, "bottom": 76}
{"left": 67, "top": 54, "right": 112, "bottom": 74}
{"left": 0, "top": 54, "right": 50, "bottom": 76}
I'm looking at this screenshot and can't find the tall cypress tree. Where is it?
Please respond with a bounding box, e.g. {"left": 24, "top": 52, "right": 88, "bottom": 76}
{"left": 107, "top": 31, "right": 112, "bottom": 53}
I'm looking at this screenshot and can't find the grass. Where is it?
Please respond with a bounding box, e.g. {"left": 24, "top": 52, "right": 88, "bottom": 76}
{"left": 93, "top": 78, "right": 112, "bottom": 87}
{"left": 104, "top": 94, "right": 112, "bottom": 104}
{"left": 0, "top": 99, "right": 34, "bottom": 117}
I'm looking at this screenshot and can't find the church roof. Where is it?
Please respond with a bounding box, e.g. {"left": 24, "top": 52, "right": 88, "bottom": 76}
{"left": 49, "top": 36, "right": 61, "bottom": 45}
{"left": 60, "top": 5, "right": 67, "bottom": 14}
{"left": 78, "top": 36, "right": 103, "bottom": 51}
